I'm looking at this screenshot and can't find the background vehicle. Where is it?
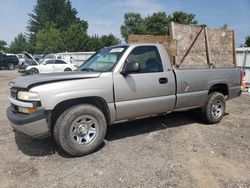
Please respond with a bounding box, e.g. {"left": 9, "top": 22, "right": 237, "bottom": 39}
{"left": 33, "top": 54, "right": 46, "bottom": 62}
{"left": 17, "top": 54, "right": 26, "bottom": 65}
{"left": 0, "top": 52, "right": 19, "bottom": 70}
{"left": 18, "top": 52, "right": 39, "bottom": 71}
{"left": 38, "top": 54, "right": 63, "bottom": 64}
{"left": 6, "top": 43, "right": 241, "bottom": 157}
{"left": 21, "top": 59, "right": 77, "bottom": 74}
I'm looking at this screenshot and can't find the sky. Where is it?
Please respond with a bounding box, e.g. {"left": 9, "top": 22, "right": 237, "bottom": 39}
{"left": 0, "top": 0, "right": 249, "bottom": 46}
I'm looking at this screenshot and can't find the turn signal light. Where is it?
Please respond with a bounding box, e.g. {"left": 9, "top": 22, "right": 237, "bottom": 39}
{"left": 18, "top": 107, "right": 37, "bottom": 114}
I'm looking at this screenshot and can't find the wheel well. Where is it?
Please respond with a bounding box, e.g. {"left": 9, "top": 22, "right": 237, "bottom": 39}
{"left": 50, "top": 97, "right": 110, "bottom": 129}
{"left": 30, "top": 67, "right": 38, "bottom": 71}
{"left": 64, "top": 68, "right": 72, "bottom": 71}
{"left": 209, "top": 84, "right": 228, "bottom": 96}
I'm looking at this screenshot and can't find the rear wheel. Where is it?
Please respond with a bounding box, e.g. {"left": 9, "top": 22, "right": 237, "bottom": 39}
{"left": 202, "top": 92, "right": 225, "bottom": 124}
{"left": 28, "top": 68, "right": 39, "bottom": 74}
{"left": 53, "top": 104, "right": 107, "bottom": 157}
{"left": 7, "top": 63, "right": 15, "bottom": 70}
{"left": 64, "top": 68, "right": 72, "bottom": 72}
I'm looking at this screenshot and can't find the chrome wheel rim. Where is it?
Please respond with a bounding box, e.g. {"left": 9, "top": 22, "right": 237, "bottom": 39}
{"left": 69, "top": 115, "right": 98, "bottom": 145}
{"left": 9, "top": 64, "right": 14, "bottom": 70}
{"left": 30, "top": 69, "right": 38, "bottom": 74}
{"left": 211, "top": 100, "right": 223, "bottom": 119}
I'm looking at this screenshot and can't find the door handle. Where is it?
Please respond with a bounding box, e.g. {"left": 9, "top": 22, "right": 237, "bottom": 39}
{"left": 159, "top": 77, "right": 168, "bottom": 84}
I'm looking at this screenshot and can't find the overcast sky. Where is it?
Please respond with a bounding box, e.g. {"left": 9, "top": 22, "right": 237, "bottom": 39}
{"left": 0, "top": 0, "right": 249, "bottom": 46}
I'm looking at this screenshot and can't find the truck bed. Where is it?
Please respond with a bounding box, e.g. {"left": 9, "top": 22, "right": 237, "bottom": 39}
{"left": 173, "top": 67, "right": 241, "bottom": 111}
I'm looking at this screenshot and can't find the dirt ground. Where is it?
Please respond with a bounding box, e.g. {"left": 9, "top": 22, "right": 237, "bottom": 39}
{"left": 0, "top": 70, "right": 249, "bottom": 188}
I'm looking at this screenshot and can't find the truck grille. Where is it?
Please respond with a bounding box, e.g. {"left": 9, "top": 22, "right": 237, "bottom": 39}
{"left": 10, "top": 87, "right": 18, "bottom": 99}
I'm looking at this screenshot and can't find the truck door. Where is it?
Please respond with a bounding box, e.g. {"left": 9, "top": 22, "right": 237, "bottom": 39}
{"left": 113, "top": 46, "right": 176, "bottom": 121}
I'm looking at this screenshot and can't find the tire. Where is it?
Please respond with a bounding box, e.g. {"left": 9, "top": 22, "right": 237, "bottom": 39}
{"left": 7, "top": 63, "right": 15, "bottom": 70}
{"left": 53, "top": 104, "right": 107, "bottom": 157}
{"left": 28, "top": 68, "right": 39, "bottom": 74}
{"left": 202, "top": 92, "right": 226, "bottom": 124}
{"left": 64, "top": 68, "right": 72, "bottom": 72}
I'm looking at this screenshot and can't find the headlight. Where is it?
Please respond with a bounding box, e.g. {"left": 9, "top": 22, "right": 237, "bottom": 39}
{"left": 17, "top": 91, "right": 40, "bottom": 101}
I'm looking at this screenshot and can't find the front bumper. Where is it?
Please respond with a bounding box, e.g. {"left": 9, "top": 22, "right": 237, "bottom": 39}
{"left": 18, "top": 69, "right": 28, "bottom": 75}
{"left": 6, "top": 106, "right": 50, "bottom": 138}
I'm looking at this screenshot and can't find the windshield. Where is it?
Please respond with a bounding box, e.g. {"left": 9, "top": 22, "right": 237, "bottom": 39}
{"left": 78, "top": 46, "right": 127, "bottom": 72}
{"left": 39, "top": 59, "right": 46, "bottom": 64}
{"left": 30, "top": 60, "right": 38, "bottom": 65}
{"left": 44, "top": 54, "right": 56, "bottom": 59}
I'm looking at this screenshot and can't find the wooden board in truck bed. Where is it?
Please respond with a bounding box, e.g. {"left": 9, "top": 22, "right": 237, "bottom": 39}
{"left": 128, "top": 22, "right": 236, "bottom": 69}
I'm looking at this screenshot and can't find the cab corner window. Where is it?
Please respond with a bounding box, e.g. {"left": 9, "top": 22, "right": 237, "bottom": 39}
{"left": 126, "top": 46, "right": 163, "bottom": 73}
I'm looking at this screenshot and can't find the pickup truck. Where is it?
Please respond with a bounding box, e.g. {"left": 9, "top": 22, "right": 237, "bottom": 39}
{"left": 6, "top": 43, "right": 241, "bottom": 156}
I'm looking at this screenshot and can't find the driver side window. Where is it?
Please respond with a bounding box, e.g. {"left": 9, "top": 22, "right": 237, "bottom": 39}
{"left": 126, "top": 46, "right": 163, "bottom": 73}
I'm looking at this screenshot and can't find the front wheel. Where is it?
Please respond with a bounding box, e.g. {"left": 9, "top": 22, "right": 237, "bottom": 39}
{"left": 53, "top": 104, "right": 107, "bottom": 157}
{"left": 28, "top": 68, "right": 39, "bottom": 74}
{"left": 202, "top": 92, "right": 226, "bottom": 124}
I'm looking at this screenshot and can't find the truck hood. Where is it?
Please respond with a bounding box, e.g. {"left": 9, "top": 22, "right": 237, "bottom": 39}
{"left": 10, "top": 71, "right": 101, "bottom": 89}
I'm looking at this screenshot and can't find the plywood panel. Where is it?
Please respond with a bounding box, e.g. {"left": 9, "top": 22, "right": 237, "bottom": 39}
{"left": 128, "top": 22, "right": 235, "bottom": 69}
{"left": 171, "top": 23, "right": 235, "bottom": 68}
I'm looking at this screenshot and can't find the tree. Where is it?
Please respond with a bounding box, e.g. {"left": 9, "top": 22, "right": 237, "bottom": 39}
{"left": 245, "top": 36, "right": 250, "bottom": 47}
{"left": 120, "top": 13, "right": 146, "bottom": 42}
{"left": 0, "top": 40, "right": 7, "bottom": 51}
{"left": 120, "top": 11, "right": 199, "bottom": 41}
{"left": 100, "top": 34, "right": 121, "bottom": 47}
{"left": 221, "top": 24, "right": 228, "bottom": 30}
{"left": 144, "top": 12, "right": 169, "bottom": 35}
{"left": 35, "top": 23, "right": 61, "bottom": 53}
{"left": 86, "top": 34, "right": 120, "bottom": 51}
{"left": 27, "top": 0, "right": 88, "bottom": 42}
{"left": 8, "top": 0, "right": 121, "bottom": 53}
{"left": 8, "top": 34, "right": 32, "bottom": 53}
{"left": 86, "top": 35, "right": 102, "bottom": 51}
{"left": 170, "top": 11, "right": 198, "bottom": 25}
{"left": 61, "top": 22, "right": 89, "bottom": 52}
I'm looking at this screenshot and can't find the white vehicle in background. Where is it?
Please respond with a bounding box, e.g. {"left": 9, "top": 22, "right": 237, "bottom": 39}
{"left": 17, "top": 54, "right": 26, "bottom": 64}
{"left": 38, "top": 54, "right": 64, "bottom": 64}
{"left": 38, "top": 52, "right": 96, "bottom": 67}
{"left": 21, "top": 59, "right": 77, "bottom": 74}
{"left": 18, "top": 52, "right": 39, "bottom": 69}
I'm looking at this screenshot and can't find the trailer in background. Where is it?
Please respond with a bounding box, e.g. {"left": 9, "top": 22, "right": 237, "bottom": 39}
{"left": 236, "top": 47, "right": 250, "bottom": 88}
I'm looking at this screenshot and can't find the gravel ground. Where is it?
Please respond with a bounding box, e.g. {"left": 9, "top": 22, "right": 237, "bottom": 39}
{"left": 0, "top": 70, "right": 249, "bottom": 188}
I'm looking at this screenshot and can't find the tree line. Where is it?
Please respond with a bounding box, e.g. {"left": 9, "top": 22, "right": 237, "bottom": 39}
{"left": 0, "top": 0, "right": 249, "bottom": 54}
{"left": 1, "top": 0, "right": 120, "bottom": 54}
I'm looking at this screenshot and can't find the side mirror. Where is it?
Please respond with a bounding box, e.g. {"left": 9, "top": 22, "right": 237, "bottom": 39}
{"left": 121, "top": 61, "right": 140, "bottom": 76}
